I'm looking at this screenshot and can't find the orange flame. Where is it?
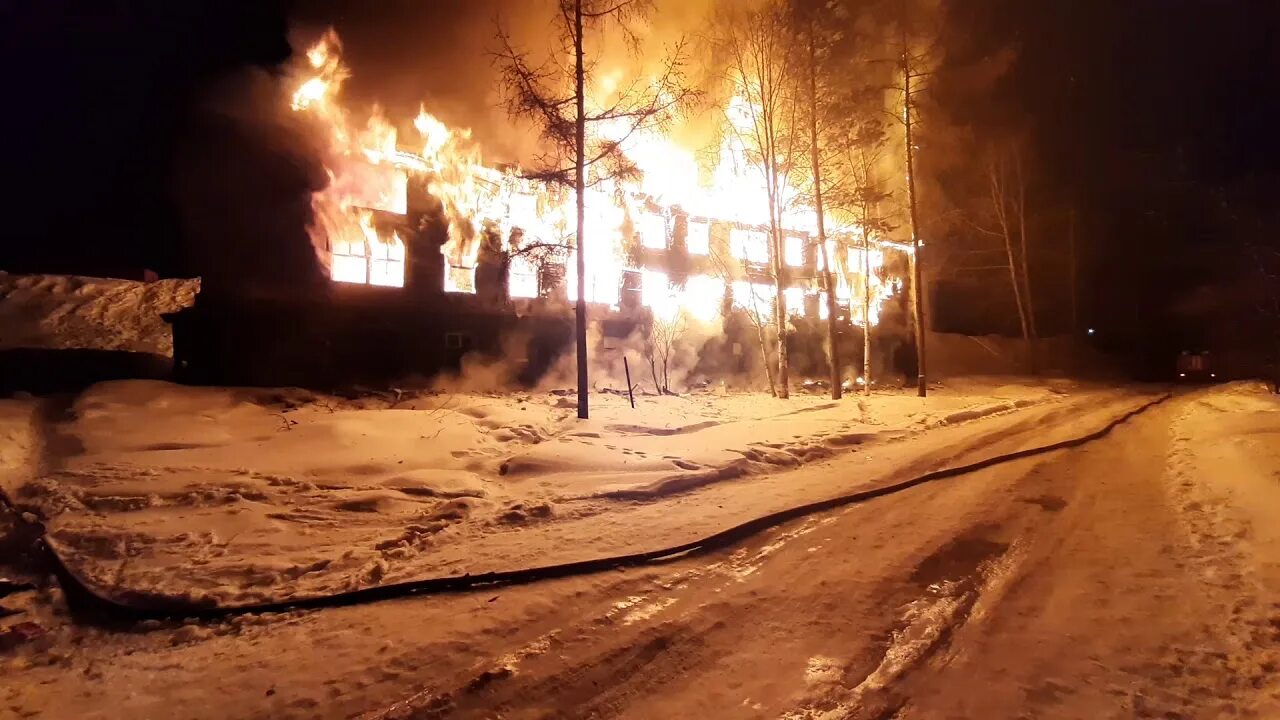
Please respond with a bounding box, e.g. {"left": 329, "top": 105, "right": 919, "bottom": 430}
{"left": 288, "top": 29, "right": 901, "bottom": 321}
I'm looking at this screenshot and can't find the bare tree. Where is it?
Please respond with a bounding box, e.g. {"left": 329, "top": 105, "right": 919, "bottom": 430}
{"left": 719, "top": 0, "right": 805, "bottom": 399}
{"left": 900, "top": 32, "right": 928, "bottom": 396}
{"left": 852, "top": 148, "right": 894, "bottom": 396}
{"left": 707, "top": 246, "right": 779, "bottom": 396}
{"left": 643, "top": 308, "right": 686, "bottom": 395}
{"left": 822, "top": 108, "right": 895, "bottom": 396}
{"left": 1013, "top": 149, "right": 1039, "bottom": 345}
{"left": 494, "top": 0, "right": 696, "bottom": 419}
{"left": 797, "top": 5, "right": 841, "bottom": 400}
{"left": 977, "top": 142, "right": 1037, "bottom": 373}
{"left": 885, "top": 0, "right": 942, "bottom": 397}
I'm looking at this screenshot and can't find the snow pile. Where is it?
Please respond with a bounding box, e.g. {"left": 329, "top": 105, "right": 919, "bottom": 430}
{"left": 0, "top": 398, "right": 41, "bottom": 496}
{"left": 18, "top": 378, "right": 1065, "bottom": 606}
{"left": 0, "top": 272, "right": 199, "bottom": 356}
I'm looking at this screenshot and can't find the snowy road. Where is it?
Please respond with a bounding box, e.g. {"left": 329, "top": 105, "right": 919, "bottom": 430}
{"left": 5, "top": 385, "right": 1280, "bottom": 719}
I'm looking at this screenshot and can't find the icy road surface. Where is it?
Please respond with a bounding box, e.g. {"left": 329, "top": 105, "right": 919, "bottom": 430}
{"left": 4, "top": 383, "right": 1280, "bottom": 719}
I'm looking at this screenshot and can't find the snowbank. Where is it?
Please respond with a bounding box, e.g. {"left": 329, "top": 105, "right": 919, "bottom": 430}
{"left": 0, "top": 398, "right": 41, "bottom": 496}
{"left": 0, "top": 272, "right": 198, "bottom": 356}
{"left": 18, "top": 378, "right": 1067, "bottom": 606}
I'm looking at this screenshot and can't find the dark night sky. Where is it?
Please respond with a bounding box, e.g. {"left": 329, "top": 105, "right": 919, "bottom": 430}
{"left": 1, "top": 0, "right": 1277, "bottom": 368}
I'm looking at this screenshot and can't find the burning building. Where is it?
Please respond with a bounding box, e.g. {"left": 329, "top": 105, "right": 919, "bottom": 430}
{"left": 169, "top": 30, "right": 906, "bottom": 389}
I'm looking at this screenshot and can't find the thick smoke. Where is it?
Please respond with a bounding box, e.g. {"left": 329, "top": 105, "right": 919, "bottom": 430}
{"left": 290, "top": 0, "right": 722, "bottom": 168}
{"left": 171, "top": 63, "right": 331, "bottom": 293}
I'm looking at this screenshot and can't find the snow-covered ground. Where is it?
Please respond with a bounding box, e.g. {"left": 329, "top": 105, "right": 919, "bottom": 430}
{"left": 9, "top": 382, "right": 1280, "bottom": 719}
{"left": 10, "top": 378, "right": 1073, "bottom": 607}
{"left": 0, "top": 272, "right": 198, "bottom": 355}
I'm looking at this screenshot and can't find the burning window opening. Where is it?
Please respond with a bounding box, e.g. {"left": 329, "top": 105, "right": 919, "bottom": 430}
{"left": 508, "top": 256, "right": 540, "bottom": 299}
{"left": 686, "top": 220, "right": 711, "bottom": 255}
{"left": 785, "top": 235, "right": 805, "bottom": 267}
{"left": 784, "top": 286, "right": 805, "bottom": 316}
{"left": 730, "top": 228, "right": 770, "bottom": 265}
{"left": 732, "top": 281, "right": 777, "bottom": 319}
{"left": 566, "top": 260, "right": 622, "bottom": 308}
{"left": 642, "top": 269, "right": 671, "bottom": 309}
{"left": 445, "top": 265, "right": 476, "bottom": 294}
{"left": 329, "top": 212, "right": 406, "bottom": 288}
{"left": 639, "top": 213, "right": 667, "bottom": 250}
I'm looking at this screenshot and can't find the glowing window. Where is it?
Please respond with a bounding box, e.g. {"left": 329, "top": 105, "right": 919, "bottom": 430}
{"left": 566, "top": 262, "right": 621, "bottom": 306}
{"left": 445, "top": 265, "right": 476, "bottom": 294}
{"left": 818, "top": 240, "right": 838, "bottom": 270}
{"left": 368, "top": 237, "right": 406, "bottom": 287}
{"left": 835, "top": 271, "right": 851, "bottom": 302}
{"left": 509, "top": 256, "right": 539, "bottom": 299}
{"left": 730, "top": 228, "right": 769, "bottom": 264}
{"left": 330, "top": 237, "right": 368, "bottom": 284}
{"left": 509, "top": 192, "right": 538, "bottom": 228}
{"left": 639, "top": 214, "right": 667, "bottom": 250}
{"left": 642, "top": 269, "right": 670, "bottom": 308}
{"left": 784, "top": 287, "right": 805, "bottom": 316}
{"left": 686, "top": 220, "right": 710, "bottom": 255}
{"left": 785, "top": 235, "right": 805, "bottom": 267}
{"left": 849, "top": 247, "right": 884, "bottom": 272}
{"left": 331, "top": 235, "right": 405, "bottom": 288}
{"left": 732, "top": 281, "right": 775, "bottom": 318}
{"left": 684, "top": 275, "right": 724, "bottom": 321}
{"left": 819, "top": 291, "right": 830, "bottom": 320}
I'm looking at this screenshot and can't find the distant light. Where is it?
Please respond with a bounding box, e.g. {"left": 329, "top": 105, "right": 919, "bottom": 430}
{"left": 1179, "top": 372, "right": 1186, "bottom": 378}
{"left": 1087, "top": 328, "right": 1096, "bottom": 336}
{"left": 1211, "top": 373, "right": 1216, "bottom": 378}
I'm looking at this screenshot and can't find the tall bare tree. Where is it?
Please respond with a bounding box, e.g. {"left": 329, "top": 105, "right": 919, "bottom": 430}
{"left": 797, "top": 4, "right": 842, "bottom": 400}
{"left": 899, "top": 29, "right": 928, "bottom": 396}
{"left": 826, "top": 117, "right": 894, "bottom": 396}
{"left": 1013, "top": 149, "right": 1039, "bottom": 345}
{"left": 882, "top": 0, "right": 943, "bottom": 397}
{"left": 495, "top": 0, "right": 695, "bottom": 419}
{"left": 707, "top": 247, "right": 779, "bottom": 396}
{"left": 719, "top": 0, "right": 805, "bottom": 399}
{"left": 643, "top": 309, "right": 685, "bottom": 395}
{"left": 978, "top": 142, "right": 1037, "bottom": 372}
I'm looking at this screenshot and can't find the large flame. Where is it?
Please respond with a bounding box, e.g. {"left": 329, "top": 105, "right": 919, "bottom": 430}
{"left": 290, "top": 30, "right": 407, "bottom": 287}
{"left": 288, "top": 30, "right": 900, "bottom": 325}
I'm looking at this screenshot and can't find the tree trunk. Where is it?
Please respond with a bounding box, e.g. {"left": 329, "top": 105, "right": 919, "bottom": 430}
{"left": 862, "top": 239, "right": 872, "bottom": 397}
{"left": 1014, "top": 151, "right": 1038, "bottom": 373}
{"left": 768, "top": 171, "right": 790, "bottom": 399}
{"left": 1003, "top": 220, "right": 1033, "bottom": 369}
{"left": 755, "top": 313, "right": 777, "bottom": 397}
{"left": 573, "top": 0, "right": 589, "bottom": 419}
{"left": 991, "top": 160, "right": 1033, "bottom": 371}
{"left": 807, "top": 20, "right": 841, "bottom": 400}
{"left": 902, "top": 39, "right": 927, "bottom": 397}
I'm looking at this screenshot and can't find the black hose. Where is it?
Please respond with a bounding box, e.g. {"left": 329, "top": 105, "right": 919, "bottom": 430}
{"left": 45, "top": 393, "right": 1171, "bottom": 620}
